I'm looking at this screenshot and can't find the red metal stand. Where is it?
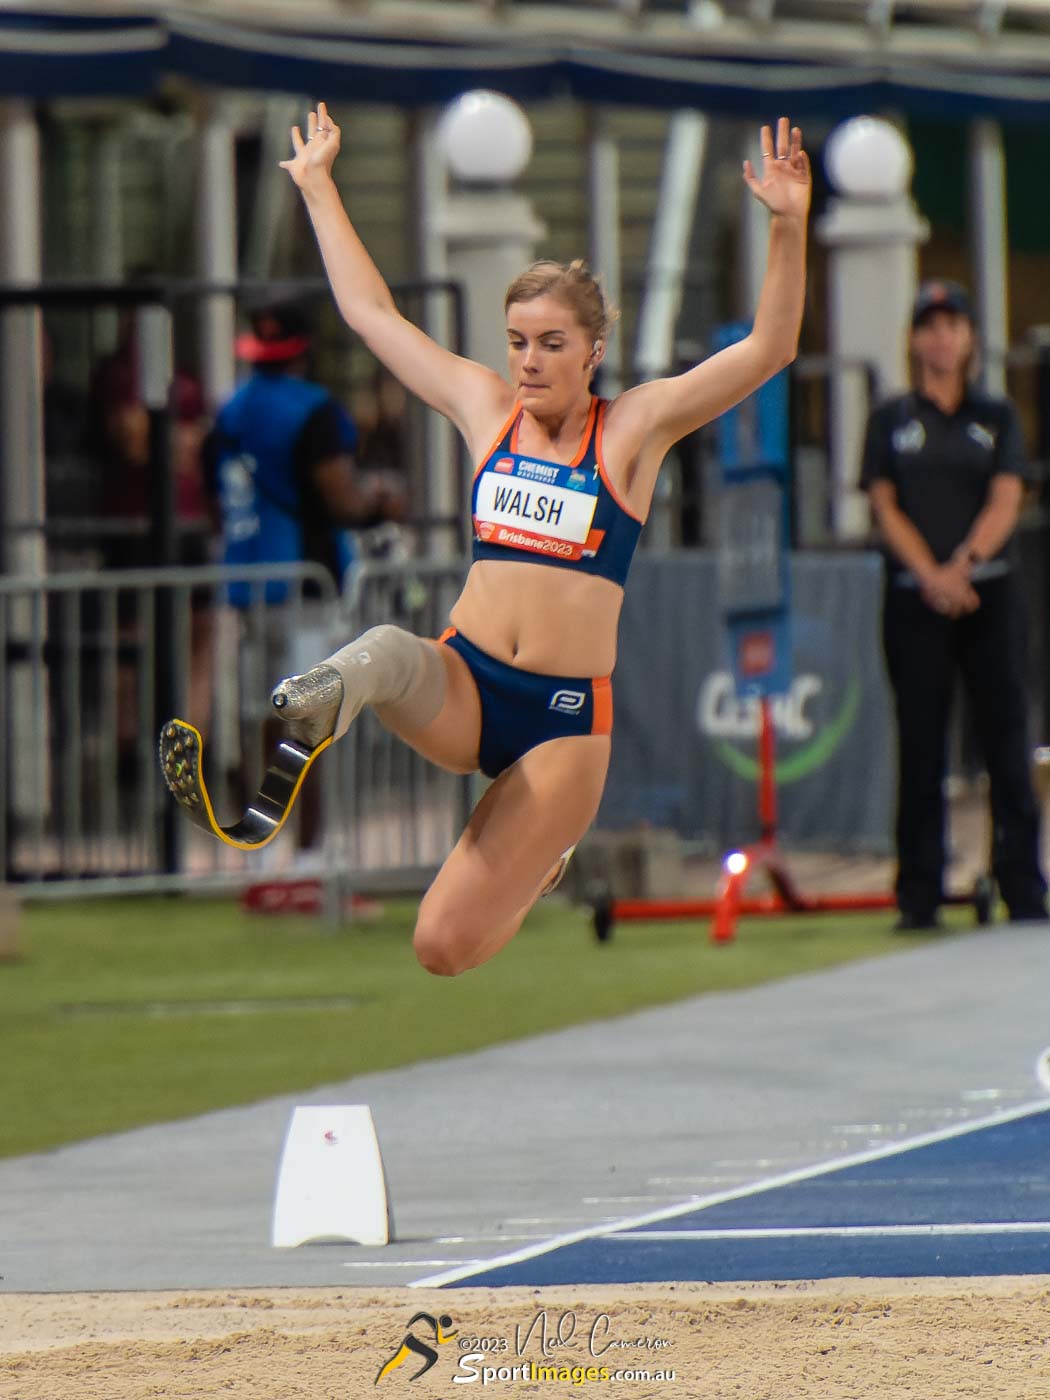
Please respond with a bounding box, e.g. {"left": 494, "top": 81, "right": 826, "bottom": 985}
{"left": 595, "top": 697, "right": 896, "bottom": 945}
{"left": 710, "top": 698, "right": 895, "bottom": 940}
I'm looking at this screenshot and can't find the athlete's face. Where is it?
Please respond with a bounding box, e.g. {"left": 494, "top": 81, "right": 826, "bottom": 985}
{"left": 911, "top": 309, "right": 975, "bottom": 379}
{"left": 506, "top": 295, "right": 597, "bottom": 410}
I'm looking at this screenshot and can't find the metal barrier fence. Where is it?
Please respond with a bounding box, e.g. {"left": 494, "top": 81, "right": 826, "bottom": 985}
{"left": 1, "top": 558, "right": 475, "bottom": 905}
{"left": 0, "top": 561, "right": 337, "bottom": 895}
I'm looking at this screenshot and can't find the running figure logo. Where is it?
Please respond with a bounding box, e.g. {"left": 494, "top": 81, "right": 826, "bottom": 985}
{"left": 375, "top": 1312, "right": 458, "bottom": 1384}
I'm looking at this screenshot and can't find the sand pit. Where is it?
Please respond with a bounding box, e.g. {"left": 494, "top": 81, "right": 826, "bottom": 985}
{"left": 4, "top": 1276, "right": 1050, "bottom": 1398}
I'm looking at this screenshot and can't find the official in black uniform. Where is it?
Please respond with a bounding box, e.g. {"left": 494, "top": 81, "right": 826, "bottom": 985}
{"left": 861, "top": 279, "right": 1046, "bottom": 929}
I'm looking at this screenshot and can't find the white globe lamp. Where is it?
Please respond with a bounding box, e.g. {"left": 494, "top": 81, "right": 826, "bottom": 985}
{"left": 824, "top": 116, "right": 913, "bottom": 201}
{"left": 438, "top": 90, "right": 533, "bottom": 184}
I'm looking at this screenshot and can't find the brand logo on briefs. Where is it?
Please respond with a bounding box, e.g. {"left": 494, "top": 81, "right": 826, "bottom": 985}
{"left": 494, "top": 456, "right": 515, "bottom": 473}
{"left": 549, "top": 689, "right": 586, "bottom": 715}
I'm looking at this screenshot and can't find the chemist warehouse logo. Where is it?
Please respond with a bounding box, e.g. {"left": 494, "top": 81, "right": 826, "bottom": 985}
{"left": 697, "top": 624, "right": 862, "bottom": 783}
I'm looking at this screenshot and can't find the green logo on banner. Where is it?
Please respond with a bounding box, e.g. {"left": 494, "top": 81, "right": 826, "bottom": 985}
{"left": 700, "top": 672, "right": 862, "bottom": 785}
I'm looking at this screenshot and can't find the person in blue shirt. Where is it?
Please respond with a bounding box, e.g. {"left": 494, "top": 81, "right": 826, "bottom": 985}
{"left": 173, "top": 106, "right": 811, "bottom": 974}
{"left": 207, "top": 299, "right": 400, "bottom": 603}
{"left": 204, "top": 299, "right": 403, "bottom": 848}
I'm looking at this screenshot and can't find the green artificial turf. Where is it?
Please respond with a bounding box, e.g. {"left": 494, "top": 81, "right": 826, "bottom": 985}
{"left": 0, "top": 894, "right": 973, "bottom": 1157}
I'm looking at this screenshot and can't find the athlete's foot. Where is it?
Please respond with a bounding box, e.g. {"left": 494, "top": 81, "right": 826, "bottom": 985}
{"left": 270, "top": 663, "right": 344, "bottom": 750}
{"left": 540, "top": 844, "right": 577, "bottom": 898}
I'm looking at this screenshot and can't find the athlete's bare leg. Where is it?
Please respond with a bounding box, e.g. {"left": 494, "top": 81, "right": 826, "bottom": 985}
{"left": 269, "top": 638, "right": 604, "bottom": 976}
{"left": 411, "top": 734, "right": 610, "bottom": 977}
{"left": 372, "top": 641, "right": 482, "bottom": 775}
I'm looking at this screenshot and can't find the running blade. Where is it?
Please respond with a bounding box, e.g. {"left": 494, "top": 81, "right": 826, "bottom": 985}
{"left": 158, "top": 718, "right": 332, "bottom": 850}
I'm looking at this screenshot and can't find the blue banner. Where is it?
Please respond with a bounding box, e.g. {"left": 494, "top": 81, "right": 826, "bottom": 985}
{"left": 714, "top": 322, "right": 791, "bottom": 698}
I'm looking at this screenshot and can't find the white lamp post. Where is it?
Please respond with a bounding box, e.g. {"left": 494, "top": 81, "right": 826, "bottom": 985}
{"left": 823, "top": 115, "right": 914, "bottom": 202}
{"left": 817, "top": 116, "right": 929, "bottom": 538}
{"left": 437, "top": 91, "right": 545, "bottom": 378}
{"left": 427, "top": 91, "right": 545, "bottom": 558}
{"left": 438, "top": 90, "right": 534, "bottom": 186}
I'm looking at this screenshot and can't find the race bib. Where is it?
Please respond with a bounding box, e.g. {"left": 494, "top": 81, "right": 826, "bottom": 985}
{"left": 474, "top": 454, "right": 603, "bottom": 560}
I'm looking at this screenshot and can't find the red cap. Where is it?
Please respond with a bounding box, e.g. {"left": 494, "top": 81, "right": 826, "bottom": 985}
{"left": 235, "top": 304, "right": 312, "bottom": 363}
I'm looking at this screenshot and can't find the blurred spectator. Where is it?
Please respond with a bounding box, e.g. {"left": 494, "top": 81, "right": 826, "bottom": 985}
{"left": 204, "top": 299, "right": 405, "bottom": 851}
{"left": 85, "top": 313, "right": 210, "bottom": 571}
{"left": 205, "top": 299, "right": 404, "bottom": 599}
{"left": 862, "top": 279, "right": 1047, "bottom": 930}
{"left": 351, "top": 361, "right": 414, "bottom": 566}
{"left": 85, "top": 309, "right": 213, "bottom": 766}
{"left": 355, "top": 362, "right": 409, "bottom": 476}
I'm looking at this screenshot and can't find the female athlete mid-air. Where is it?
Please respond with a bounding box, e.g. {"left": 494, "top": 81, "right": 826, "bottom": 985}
{"left": 162, "top": 104, "right": 811, "bottom": 976}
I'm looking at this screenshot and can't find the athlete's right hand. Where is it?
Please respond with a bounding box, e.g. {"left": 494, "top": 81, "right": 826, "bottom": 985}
{"left": 279, "top": 101, "right": 341, "bottom": 188}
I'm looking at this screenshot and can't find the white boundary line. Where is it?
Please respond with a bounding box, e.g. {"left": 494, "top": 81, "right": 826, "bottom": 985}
{"left": 610, "top": 1223, "right": 1050, "bottom": 1242}
{"left": 411, "top": 1096, "right": 1050, "bottom": 1288}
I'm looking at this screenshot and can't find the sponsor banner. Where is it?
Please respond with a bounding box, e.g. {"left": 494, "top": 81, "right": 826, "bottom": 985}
{"left": 599, "top": 551, "right": 894, "bottom": 853}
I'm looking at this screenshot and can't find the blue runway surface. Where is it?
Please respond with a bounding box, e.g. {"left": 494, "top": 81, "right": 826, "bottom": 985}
{"left": 423, "top": 1103, "right": 1050, "bottom": 1288}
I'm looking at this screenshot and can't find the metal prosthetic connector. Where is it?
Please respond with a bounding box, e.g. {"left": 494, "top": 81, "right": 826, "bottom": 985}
{"left": 270, "top": 663, "right": 344, "bottom": 749}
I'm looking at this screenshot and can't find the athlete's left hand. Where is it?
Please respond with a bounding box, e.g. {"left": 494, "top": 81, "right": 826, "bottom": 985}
{"left": 743, "top": 117, "right": 811, "bottom": 221}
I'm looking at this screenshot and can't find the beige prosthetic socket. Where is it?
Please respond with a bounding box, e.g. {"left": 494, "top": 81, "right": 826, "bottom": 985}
{"left": 323, "top": 624, "right": 446, "bottom": 739}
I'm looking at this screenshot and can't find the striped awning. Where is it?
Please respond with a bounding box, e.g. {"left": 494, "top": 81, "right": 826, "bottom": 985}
{"left": 6, "top": 4, "right": 1050, "bottom": 118}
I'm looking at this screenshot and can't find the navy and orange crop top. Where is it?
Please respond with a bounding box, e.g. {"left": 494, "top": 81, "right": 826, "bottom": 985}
{"left": 471, "top": 396, "right": 643, "bottom": 589}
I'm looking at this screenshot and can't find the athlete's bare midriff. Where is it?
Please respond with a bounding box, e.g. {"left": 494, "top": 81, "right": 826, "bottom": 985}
{"left": 449, "top": 559, "right": 624, "bottom": 677}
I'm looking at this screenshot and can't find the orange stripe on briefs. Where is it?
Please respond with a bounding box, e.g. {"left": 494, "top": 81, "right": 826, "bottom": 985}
{"left": 436, "top": 626, "right": 457, "bottom": 645}
{"left": 591, "top": 676, "right": 613, "bottom": 737}
{"left": 474, "top": 404, "right": 522, "bottom": 481}
{"left": 595, "top": 399, "right": 644, "bottom": 524}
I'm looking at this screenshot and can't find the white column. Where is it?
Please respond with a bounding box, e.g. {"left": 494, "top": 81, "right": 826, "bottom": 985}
{"left": 0, "top": 99, "right": 46, "bottom": 831}
{"left": 90, "top": 120, "right": 123, "bottom": 355}
{"left": 587, "top": 109, "right": 623, "bottom": 397}
{"left": 197, "top": 101, "right": 237, "bottom": 415}
{"left": 441, "top": 192, "right": 547, "bottom": 381}
{"left": 433, "top": 92, "right": 541, "bottom": 557}
{"left": 969, "top": 119, "right": 1010, "bottom": 396}
{"left": 0, "top": 99, "right": 44, "bottom": 580}
{"left": 634, "top": 111, "right": 708, "bottom": 382}
{"left": 243, "top": 97, "right": 301, "bottom": 281}
{"left": 817, "top": 119, "right": 929, "bottom": 539}
{"left": 411, "top": 110, "right": 458, "bottom": 559}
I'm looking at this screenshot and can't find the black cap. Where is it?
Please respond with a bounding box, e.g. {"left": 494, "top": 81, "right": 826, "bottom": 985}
{"left": 235, "top": 300, "right": 313, "bottom": 364}
{"left": 911, "top": 280, "right": 973, "bottom": 328}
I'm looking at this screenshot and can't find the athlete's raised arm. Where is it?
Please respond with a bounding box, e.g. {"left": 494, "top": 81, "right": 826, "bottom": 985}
{"left": 610, "top": 117, "right": 811, "bottom": 467}
{"left": 281, "top": 103, "right": 509, "bottom": 448}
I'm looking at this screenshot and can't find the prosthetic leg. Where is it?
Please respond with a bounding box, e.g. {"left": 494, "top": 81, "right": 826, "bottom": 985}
{"left": 160, "top": 627, "right": 445, "bottom": 849}
{"left": 158, "top": 719, "right": 334, "bottom": 851}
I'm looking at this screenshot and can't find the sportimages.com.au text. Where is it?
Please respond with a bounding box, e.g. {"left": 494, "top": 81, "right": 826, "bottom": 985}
{"left": 454, "top": 1356, "right": 676, "bottom": 1385}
